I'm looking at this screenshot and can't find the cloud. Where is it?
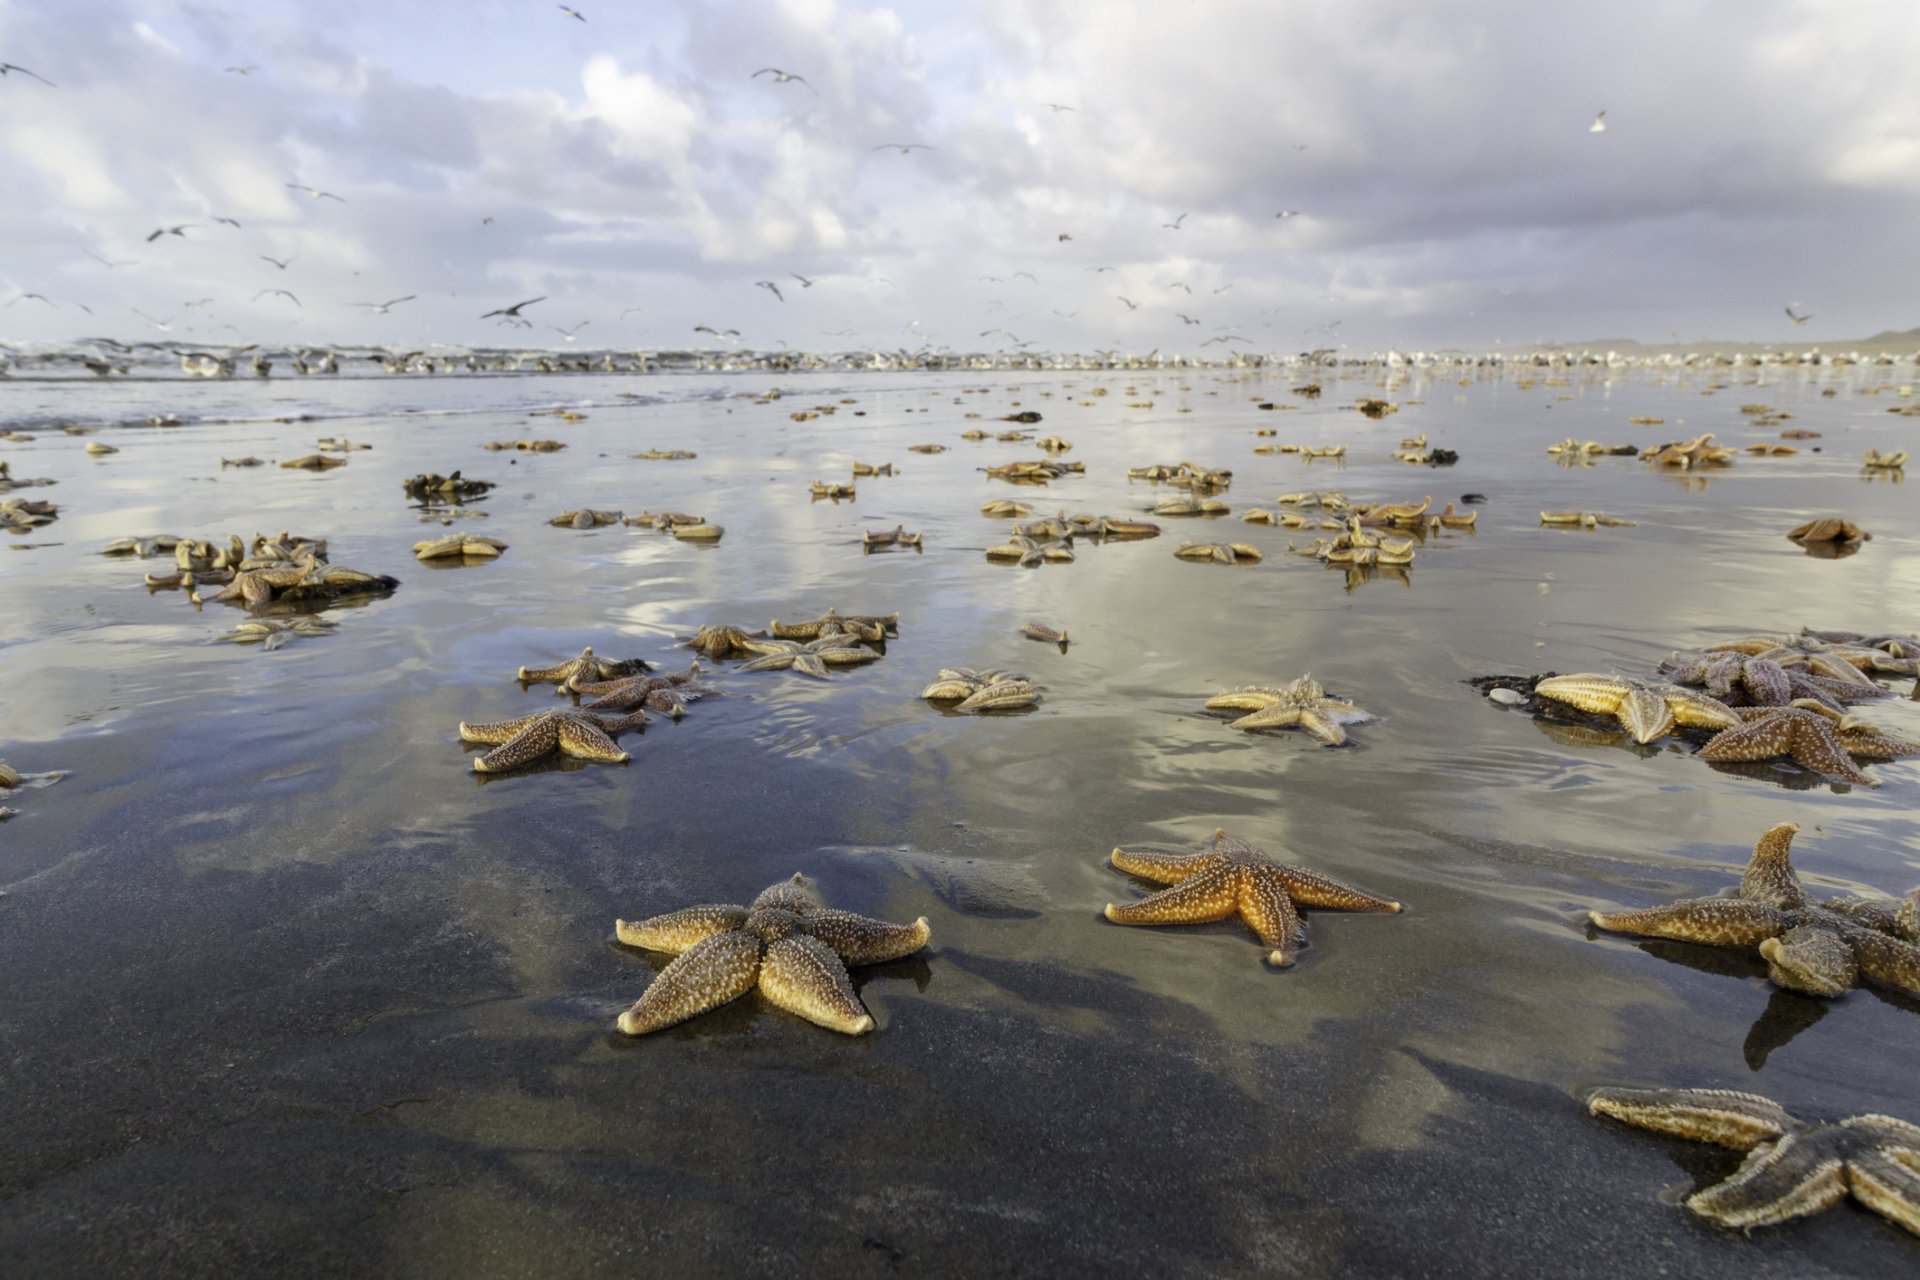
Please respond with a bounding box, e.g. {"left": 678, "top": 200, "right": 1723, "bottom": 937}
{"left": 2, "top": 0, "right": 1918, "bottom": 352}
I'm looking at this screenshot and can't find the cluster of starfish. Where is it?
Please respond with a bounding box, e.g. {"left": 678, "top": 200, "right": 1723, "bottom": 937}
{"left": 1589, "top": 821, "right": 1920, "bottom": 1000}
{"left": 920, "top": 668, "right": 1040, "bottom": 712}
{"left": 108, "top": 530, "right": 398, "bottom": 616}
{"left": 1524, "top": 631, "right": 1920, "bottom": 785}
{"left": 688, "top": 609, "right": 897, "bottom": 679}
{"left": 455, "top": 647, "right": 712, "bottom": 773}
{"left": 1202, "top": 674, "right": 1373, "bottom": 746}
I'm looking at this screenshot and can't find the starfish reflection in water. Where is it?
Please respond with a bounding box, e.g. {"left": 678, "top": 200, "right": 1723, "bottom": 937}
{"left": 615, "top": 874, "right": 930, "bottom": 1035}
{"left": 1589, "top": 822, "right": 1920, "bottom": 1000}
{"left": 1588, "top": 1086, "right": 1920, "bottom": 1237}
{"left": 1103, "top": 828, "right": 1402, "bottom": 966}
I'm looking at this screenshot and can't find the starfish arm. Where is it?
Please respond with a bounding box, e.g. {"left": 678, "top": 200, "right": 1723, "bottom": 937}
{"left": 752, "top": 875, "right": 820, "bottom": 913}
{"left": 1237, "top": 870, "right": 1304, "bottom": 966}
{"left": 1846, "top": 929, "right": 1920, "bottom": 999}
{"left": 458, "top": 711, "right": 551, "bottom": 744}
{"left": 1818, "top": 896, "right": 1905, "bottom": 934}
{"left": 1835, "top": 726, "right": 1920, "bottom": 758}
{"left": 556, "top": 721, "right": 629, "bottom": 759}
{"left": 792, "top": 654, "right": 831, "bottom": 678}
{"left": 616, "top": 904, "right": 750, "bottom": 953}
{"left": 801, "top": 909, "right": 931, "bottom": 964}
{"left": 473, "top": 717, "right": 562, "bottom": 772}
{"left": 616, "top": 930, "right": 763, "bottom": 1035}
{"left": 1685, "top": 1131, "right": 1850, "bottom": 1229}
{"left": 1534, "top": 674, "right": 1629, "bottom": 717}
{"left": 1739, "top": 822, "right": 1807, "bottom": 908}
{"left": 1589, "top": 897, "right": 1785, "bottom": 946}
{"left": 739, "top": 652, "right": 798, "bottom": 672}
{"left": 1664, "top": 688, "right": 1742, "bottom": 732}
{"left": 519, "top": 648, "right": 591, "bottom": 682}
{"left": 1617, "top": 686, "right": 1676, "bottom": 744}
{"left": 1293, "top": 708, "right": 1349, "bottom": 745}
{"left": 241, "top": 572, "right": 275, "bottom": 606}
{"left": 1758, "top": 927, "right": 1858, "bottom": 997}
{"left": 582, "top": 684, "right": 650, "bottom": 711}
{"left": 645, "top": 688, "right": 688, "bottom": 717}
{"left": 1742, "top": 659, "right": 1793, "bottom": 705}
{"left": 1846, "top": 1149, "right": 1920, "bottom": 1237}
{"left": 1204, "top": 689, "right": 1284, "bottom": 712}
{"left": 1587, "top": 1087, "right": 1801, "bottom": 1150}
{"left": 1109, "top": 846, "right": 1221, "bottom": 885}
{"left": 1104, "top": 866, "right": 1238, "bottom": 927}
{"left": 758, "top": 934, "right": 873, "bottom": 1034}
{"left": 1229, "top": 704, "right": 1307, "bottom": 733}
{"left": 1269, "top": 863, "right": 1402, "bottom": 913}
{"left": 580, "top": 709, "right": 649, "bottom": 735}
{"left": 1698, "top": 716, "right": 1878, "bottom": 786}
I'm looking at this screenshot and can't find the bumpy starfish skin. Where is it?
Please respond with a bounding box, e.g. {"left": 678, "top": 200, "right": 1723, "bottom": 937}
{"left": 1204, "top": 674, "right": 1370, "bottom": 745}
{"left": 1588, "top": 1087, "right": 1920, "bottom": 1237}
{"left": 1589, "top": 822, "right": 1920, "bottom": 999}
{"left": 615, "top": 875, "right": 930, "bottom": 1035}
{"left": 1104, "top": 828, "right": 1400, "bottom": 966}
{"left": 458, "top": 708, "right": 646, "bottom": 772}
{"left": 1532, "top": 674, "right": 1740, "bottom": 743}
{"left": 571, "top": 663, "right": 706, "bottom": 715}
{"left": 1698, "top": 707, "right": 1879, "bottom": 785}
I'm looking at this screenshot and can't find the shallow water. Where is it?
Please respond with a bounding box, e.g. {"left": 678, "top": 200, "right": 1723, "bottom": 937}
{"left": 3, "top": 364, "right": 1918, "bottom": 1276}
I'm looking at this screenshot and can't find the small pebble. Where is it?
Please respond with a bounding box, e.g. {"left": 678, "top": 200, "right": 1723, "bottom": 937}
{"left": 1487, "top": 687, "right": 1525, "bottom": 706}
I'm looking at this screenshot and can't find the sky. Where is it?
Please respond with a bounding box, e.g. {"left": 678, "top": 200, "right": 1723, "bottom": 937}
{"left": 2, "top": 0, "right": 1919, "bottom": 355}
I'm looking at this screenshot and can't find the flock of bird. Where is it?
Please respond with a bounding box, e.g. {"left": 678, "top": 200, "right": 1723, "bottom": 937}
{"left": 0, "top": 23, "right": 1817, "bottom": 361}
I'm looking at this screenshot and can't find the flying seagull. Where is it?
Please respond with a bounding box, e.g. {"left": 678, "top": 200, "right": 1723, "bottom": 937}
{"left": 873, "top": 143, "right": 934, "bottom": 154}
{"left": 558, "top": 5, "right": 586, "bottom": 19}
{"left": 1052, "top": 310, "right": 1077, "bottom": 319}
{"left": 0, "top": 62, "right": 54, "bottom": 87}
{"left": 1167, "top": 282, "right": 1192, "bottom": 294}
{"left": 550, "top": 320, "right": 590, "bottom": 340}
{"left": 1162, "top": 213, "right": 1188, "bottom": 230}
{"left": 224, "top": 65, "right": 255, "bottom": 75}
{"left": 130, "top": 308, "right": 182, "bottom": 331}
{"left": 183, "top": 297, "right": 214, "bottom": 309}
{"left": 1087, "top": 265, "right": 1116, "bottom": 273}
{"left": 753, "top": 68, "right": 815, "bottom": 93}
{"left": 1203, "top": 335, "right": 1251, "bottom": 346}
{"left": 7, "top": 292, "right": 54, "bottom": 307}
{"left": 212, "top": 216, "right": 242, "bottom": 228}
{"left": 1176, "top": 313, "right": 1200, "bottom": 325}
{"left": 1784, "top": 305, "right": 1813, "bottom": 326}
{"left": 756, "top": 280, "right": 784, "bottom": 302}
{"left": 86, "top": 251, "right": 136, "bottom": 269}
{"left": 1589, "top": 110, "right": 1607, "bottom": 133}
{"left": 356, "top": 295, "right": 416, "bottom": 314}
{"left": 480, "top": 296, "right": 545, "bottom": 320}
{"left": 1013, "top": 271, "right": 1038, "bottom": 284}
{"left": 146, "top": 224, "right": 200, "bottom": 242}
{"left": 286, "top": 183, "right": 345, "bottom": 201}
{"left": 1042, "top": 102, "right": 1074, "bottom": 112}
{"left": 253, "top": 288, "right": 300, "bottom": 306}
{"left": 1057, "top": 233, "right": 1072, "bottom": 241}
{"left": 1275, "top": 209, "right": 1300, "bottom": 219}
{"left": 789, "top": 272, "right": 818, "bottom": 288}
{"left": 1117, "top": 296, "right": 1140, "bottom": 311}
{"left": 619, "top": 306, "right": 646, "bottom": 318}
{"left": 692, "top": 325, "right": 741, "bottom": 338}
{"left": 1213, "top": 284, "right": 1233, "bottom": 295}
{"left": 259, "top": 254, "right": 294, "bottom": 269}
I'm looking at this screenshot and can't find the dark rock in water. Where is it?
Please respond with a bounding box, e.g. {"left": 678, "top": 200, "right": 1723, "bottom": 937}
{"left": 1426, "top": 449, "right": 1459, "bottom": 466}
{"left": 1000, "top": 411, "right": 1042, "bottom": 423}
{"left": 1461, "top": 493, "right": 1489, "bottom": 504}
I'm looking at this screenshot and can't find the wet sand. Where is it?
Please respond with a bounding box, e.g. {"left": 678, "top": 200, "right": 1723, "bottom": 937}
{"left": 2, "top": 364, "right": 1918, "bottom": 1276}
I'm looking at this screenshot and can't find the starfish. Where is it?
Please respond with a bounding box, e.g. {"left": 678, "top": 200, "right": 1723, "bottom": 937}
{"left": 1202, "top": 674, "right": 1371, "bottom": 745}
{"left": 569, "top": 662, "right": 706, "bottom": 715}
{"left": 517, "top": 646, "right": 651, "bottom": 687}
{"left": 457, "top": 707, "right": 649, "bottom": 772}
{"left": 1532, "top": 673, "right": 1740, "bottom": 744}
{"left": 414, "top": 533, "right": 508, "bottom": 561}
{"left": 1707, "top": 635, "right": 1905, "bottom": 686}
{"left": 768, "top": 608, "right": 899, "bottom": 641}
{"left": 1587, "top": 1086, "right": 1920, "bottom": 1236}
{"left": 1697, "top": 706, "right": 1885, "bottom": 786}
{"left": 1589, "top": 822, "right": 1920, "bottom": 999}
{"left": 1103, "top": 828, "right": 1402, "bottom": 967}
{"left": 1802, "top": 626, "right": 1920, "bottom": 661}
{"left": 919, "top": 668, "right": 1039, "bottom": 712}
{"left": 615, "top": 874, "right": 930, "bottom": 1035}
